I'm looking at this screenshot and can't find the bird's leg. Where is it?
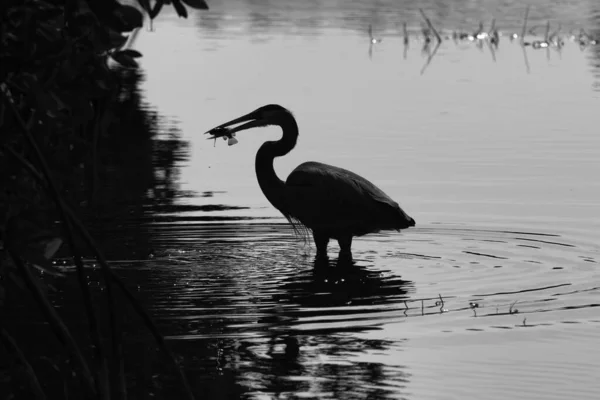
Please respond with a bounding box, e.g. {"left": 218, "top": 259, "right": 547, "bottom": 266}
{"left": 337, "top": 236, "right": 353, "bottom": 262}
{"left": 313, "top": 231, "right": 329, "bottom": 260}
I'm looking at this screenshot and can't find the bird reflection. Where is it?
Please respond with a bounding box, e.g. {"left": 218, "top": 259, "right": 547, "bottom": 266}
{"left": 275, "top": 257, "right": 413, "bottom": 309}
{"left": 229, "top": 333, "right": 410, "bottom": 399}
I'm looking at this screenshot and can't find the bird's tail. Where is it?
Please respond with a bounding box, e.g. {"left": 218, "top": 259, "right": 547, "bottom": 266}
{"left": 395, "top": 207, "right": 415, "bottom": 230}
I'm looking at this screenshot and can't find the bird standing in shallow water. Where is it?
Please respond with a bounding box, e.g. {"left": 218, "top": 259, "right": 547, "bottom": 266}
{"left": 206, "top": 105, "right": 415, "bottom": 262}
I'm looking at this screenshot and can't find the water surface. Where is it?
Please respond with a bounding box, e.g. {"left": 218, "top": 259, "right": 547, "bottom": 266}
{"left": 55, "top": 0, "right": 600, "bottom": 399}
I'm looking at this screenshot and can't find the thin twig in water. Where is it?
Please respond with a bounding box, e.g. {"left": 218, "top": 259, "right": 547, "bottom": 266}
{"left": 470, "top": 301, "right": 479, "bottom": 317}
{"left": 419, "top": 9, "right": 442, "bottom": 44}
{"left": 509, "top": 300, "right": 519, "bottom": 314}
{"left": 437, "top": 294, "right": 446, "bottom": 313}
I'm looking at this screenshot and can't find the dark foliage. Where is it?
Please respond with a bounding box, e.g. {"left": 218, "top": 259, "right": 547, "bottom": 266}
{"left": 0, "top": 0, "right": 208, "bottom": 398}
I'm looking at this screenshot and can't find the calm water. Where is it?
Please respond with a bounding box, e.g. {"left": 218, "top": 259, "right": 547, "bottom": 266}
{"left": 51, "top": 0, "right": 600, "bottom": 399}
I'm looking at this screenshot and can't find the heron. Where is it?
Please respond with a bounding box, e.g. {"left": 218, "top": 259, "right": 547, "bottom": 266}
{"left": 206, "top": 104, "right": 415, "bottom": 261}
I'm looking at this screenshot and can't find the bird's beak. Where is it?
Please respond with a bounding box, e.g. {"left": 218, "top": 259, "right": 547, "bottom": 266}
{"left": 205, "top": 111, "right": 266, "bottom": 137}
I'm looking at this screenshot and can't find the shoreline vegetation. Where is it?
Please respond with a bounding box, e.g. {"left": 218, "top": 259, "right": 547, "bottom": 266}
{"left": 1, "top": 1, "right": 207, "bottom": 399}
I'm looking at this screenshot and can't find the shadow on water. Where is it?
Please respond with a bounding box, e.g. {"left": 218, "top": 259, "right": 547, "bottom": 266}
{"left": 42, "top": 233, "right": 416, "bottom": 399}
{"left": 277, "top": 257, "right": 413, "bottom": 311}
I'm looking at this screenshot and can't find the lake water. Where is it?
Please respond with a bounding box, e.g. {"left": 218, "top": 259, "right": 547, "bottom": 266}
{"left": 50, "top": 0, "right": 600, "bottom": 399}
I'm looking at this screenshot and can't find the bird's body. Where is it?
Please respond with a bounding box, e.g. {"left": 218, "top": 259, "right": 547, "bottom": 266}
{"left": 284, "top": 161, "right": 413, "bottom": 238}
{"left": 207, "top": 104, "right": 415, "bottom": 260}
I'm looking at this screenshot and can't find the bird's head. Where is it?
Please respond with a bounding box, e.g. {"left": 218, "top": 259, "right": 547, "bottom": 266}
{"left": 206, "top": 104, "right": 292, "bottom": 142}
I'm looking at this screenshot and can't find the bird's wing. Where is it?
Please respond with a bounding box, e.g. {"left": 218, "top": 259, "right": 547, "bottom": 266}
{"left": 285, "top": 161, "right": 404, "bottom": 234}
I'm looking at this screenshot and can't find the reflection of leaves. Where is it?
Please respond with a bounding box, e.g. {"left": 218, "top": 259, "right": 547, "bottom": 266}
{"left": 137, "top": 0, "right": 151, "bottom": 13}
{"left": 146, "top": 1, "right": 164, "bottom": 19}
{"left": 172, "top": 0, "right": 188, "bottom": 18}
{"left": 111, "top": 50, "right": 139, "bottom": 68}
{"left": 119, "top": 49, "right": 142, "bottom": 58}
{"left": 108, "top": 29, "right": 129, "bottom": 49}
{"left": 182, "top": 0, "right": 209, "bottom": 10}
{"left": 112, "top": 5, "right": 144, "bottom": 32}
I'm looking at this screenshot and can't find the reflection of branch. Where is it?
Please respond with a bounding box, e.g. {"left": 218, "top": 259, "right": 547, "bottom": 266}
{"left": 520, "top": 5, "right": 530, "bottom": 44}
{"left": 403, "top": 22, "right": 409, "bottom": 59}
{"left": 521, "top": 44, "right": 531, "bottom": 74}
{"left": 487, "top": 40, "right": 497, "bottom": 62}
{"left": 420, "top": 42, "right": 441, "bottom": 75}
{"left": 419, "top": 9, "right": 442, "bottom": 44}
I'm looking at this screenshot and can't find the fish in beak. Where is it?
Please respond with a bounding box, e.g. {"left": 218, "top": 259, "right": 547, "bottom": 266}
{"left": 205, "top": 110, "right": 270, "bottom": 146}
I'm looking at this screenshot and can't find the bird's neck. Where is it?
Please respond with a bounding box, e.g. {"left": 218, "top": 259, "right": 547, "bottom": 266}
{"left": 255, "top": 115, "right": 298, "bottom": 211}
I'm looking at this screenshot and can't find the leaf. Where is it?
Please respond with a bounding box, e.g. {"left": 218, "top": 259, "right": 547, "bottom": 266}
{"left": 43, "top": 237, "right": 63, "bottom": 260}
{"left": 119, "top": 49, "right": 143, "bottom": 58}
{"left": 181, "top": 0, "right": 209, "bottom": 10}
{"left": 108, "top": 29, "right": 129, "bottom": 49}
{"left": 136, "top": 0, "right": 151, "bottom": 13}
{"left": 148, "top": 1, "right": 164, "bottom": 19}
{"left": 172, "top": 0, "right": 188, "bottom": 18}
{"left": 111, "top": 51, "right": 139, "bottom": 68}
{"left": 113, "top": 5, "right": 144, "bottom": 32}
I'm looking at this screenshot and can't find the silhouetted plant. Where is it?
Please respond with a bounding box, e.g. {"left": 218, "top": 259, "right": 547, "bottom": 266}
{"left": 0, "top": 0, "right": 209, "bottom": 398}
